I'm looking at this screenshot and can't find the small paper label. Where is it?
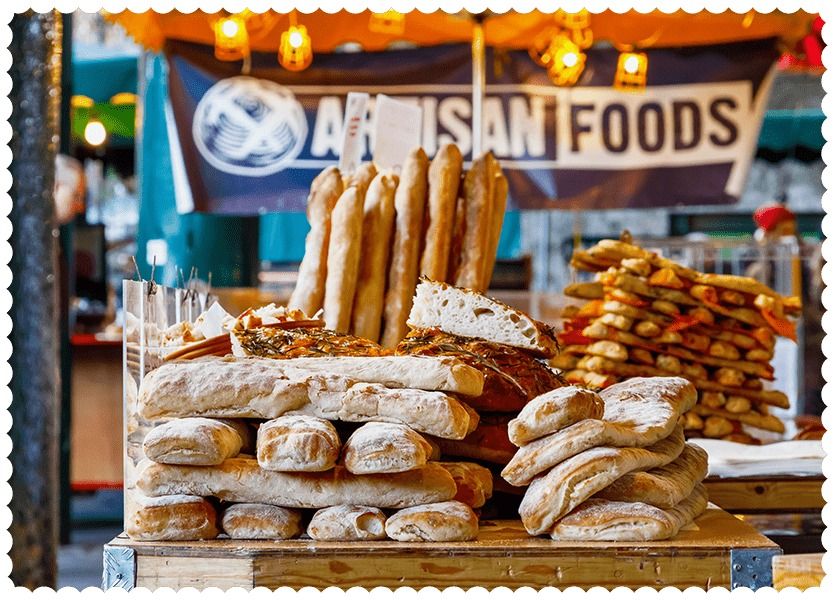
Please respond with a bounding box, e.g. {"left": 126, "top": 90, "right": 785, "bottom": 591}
{"left": 372, "top": 94, "right": 423, "bottom": 170}
{"left": 338, "top": 92, "right": 369, "bottom": 173}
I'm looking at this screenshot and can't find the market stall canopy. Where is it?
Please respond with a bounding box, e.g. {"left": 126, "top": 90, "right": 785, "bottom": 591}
{"left": 112, "top": 9, "right": 812, "bottom": 52}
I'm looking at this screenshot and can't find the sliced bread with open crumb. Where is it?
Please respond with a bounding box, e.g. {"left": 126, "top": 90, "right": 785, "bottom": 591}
{"left": 407, "top": 278, "right": 558, "bottom": 357}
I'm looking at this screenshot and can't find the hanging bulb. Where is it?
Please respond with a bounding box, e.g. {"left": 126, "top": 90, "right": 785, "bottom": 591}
{"left": 369, "top": 10, "right": 405, "bottom": 35}
{"left": 279, "top": 24, "right": 313, "bottom": 71}
{"left": 214, "top": 14, "right": 249, "bottom": 62}
{"left": 614, "top": 51, "right": 648, "bottom": 91}
{"left": 555, "top": 9, "right": 593, "bottom": 50}
{"left": 546, "top": 34, "right": 586, "bottom": 86}
{"left": 84, "top": 119, "right": 107, "bottom": 147}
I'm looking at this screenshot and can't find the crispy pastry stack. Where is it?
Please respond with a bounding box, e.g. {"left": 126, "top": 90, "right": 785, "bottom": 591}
{"left": 288, "top": 146, "right": 508, "bottom": 348}
{"left": 505, "top": 377, "right": 709, "bottom": 541}
{"left": 395, "top": 279, "right": 566, "bottom": 467}
{"left": 555, "top": 239, "right": 800, "bottom": 444}
{"left": 128, "top": 354, "right": 495, "bottom": 542}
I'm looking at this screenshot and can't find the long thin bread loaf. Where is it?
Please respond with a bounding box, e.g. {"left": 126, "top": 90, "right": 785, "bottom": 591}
{"left": 323, "top": 187, "right": 364, "bottom": 333}
{"left": 351, "top": 171, "right": 398, "bottom": 341}
{"left": 343, "top": 162, "right": 377, "bottom": 198}
{"left": 454, "top": 153, "right": 494, "bottom": 291}
{"left": 421, "top": 143, "right": 462, "bottom": 281}
{"left": 481, "top": 166, "right": 508, "bottom": 291}
{"left": 381, "top": 148, "right": 429, "bottom": 347}
{"left": 288, "top": 167, "right": 343, "bottom": 315}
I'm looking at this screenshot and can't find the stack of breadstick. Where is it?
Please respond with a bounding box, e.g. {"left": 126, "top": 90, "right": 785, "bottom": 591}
{"left": 554, "top": 238, "right": 800, "bottom": 444}
{"left": 127, "top": 353, "right": 493, "bottom": 542}
{"left": 288, "top": 145, "right": 508, "bottom": 347}
{"left": 504, "top": 377, "right": 709, "bottom": 541}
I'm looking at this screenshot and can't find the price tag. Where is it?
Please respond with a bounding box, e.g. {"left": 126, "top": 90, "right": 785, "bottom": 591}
{"left": 372, "top": 94, "right": 423, "bottom": 170}
{"left": 338, "top": 92, "right": 369, "bottom": 173}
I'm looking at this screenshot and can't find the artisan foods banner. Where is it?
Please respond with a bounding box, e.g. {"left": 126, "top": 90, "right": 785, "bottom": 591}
{"left": 165, "top": 39, "right": 777, "bottom": 213}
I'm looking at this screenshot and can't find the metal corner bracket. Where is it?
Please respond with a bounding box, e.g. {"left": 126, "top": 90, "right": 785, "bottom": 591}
{"left": 730, "top": 547, "right": 781, "bottom": 590}
{"left": 102, "top": 544, "right": 136, "bottom": 590}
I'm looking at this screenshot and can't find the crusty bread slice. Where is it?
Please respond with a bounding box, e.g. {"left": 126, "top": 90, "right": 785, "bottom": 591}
{"left": 407, "top": 278, "right": 558, "bottom": 357}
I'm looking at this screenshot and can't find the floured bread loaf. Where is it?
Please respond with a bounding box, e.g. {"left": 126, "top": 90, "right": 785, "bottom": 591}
{"left": 269, "top": 355, "right": 484, "bottom": 397}
{"left": 137, "top": 457, "right": 456, "bottom": 509}
{"left": 307, "top": 505, "right": 387, "bottom": 541}
{"left": 257, "top": 415, "right": 341, "bottom": 472}
{"left": 503, "top": 377, "right": 695, "bottom": 486}
{"left": 342, "top": 422, "right": 433, "bottom": 474}
{"left": 338, "top": 383, "right": 477, "bottom": 439}
{"left": 550, "top": 483, "right": 708, "bottom": 541}
{"left": 508, "top": 386, "right": 604, "bottom": 446}
{"left": 221, "top": 503, "right": 303, "bottom": 540}
{"left": 138, "top": 356, "right": 352, "bottom": 420}
{"left": 438, "top": 462, "right": 494, "bottom": 508}
{"left": 518, "top": 427, "right": 685, "bottom": 535}
{"left": 126, "top": 494, "right": 218, "bottom": 541}
{"left": 407, "top": 279, "right": 558, "bottom": 357}
{"left": 596, "top": 443, "right": 708, "bottom": 508}
{"left": 143, "top": 417, "right": 242, "bottom": 466}
{"left": 385, "top": 500, "right": 479, "bottom": 541}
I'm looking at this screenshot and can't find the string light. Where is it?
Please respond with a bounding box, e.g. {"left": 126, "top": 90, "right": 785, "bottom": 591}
{"left": 614, "top": 51, "right": 648, "bottom": 91}
{"left": 71, "top": 95, "right": 94, "bottom": 109}
{"left": 109, "top": 92, "right": 137, "bottom": 105}
{"left": 213, "top": 14, "right": 249, "bottom": 62}
{"left": 84, "top": 119, "right": 107, "bottom": 147}
{"left": 555, "top": 9, "right": 593, "bottom": 49}
{"left": 279, "top": 22, "right": 313, "bottom": 71}
{"left": 368, "top": 10, "right": 405, "bottom": 35}
{"left": 546, "top": 34, "right": 586, "bottom": 86}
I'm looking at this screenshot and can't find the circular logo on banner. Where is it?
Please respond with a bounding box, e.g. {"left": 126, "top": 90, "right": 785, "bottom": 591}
{"left": 192, "top": 76, "right": 308, "bottom": 177}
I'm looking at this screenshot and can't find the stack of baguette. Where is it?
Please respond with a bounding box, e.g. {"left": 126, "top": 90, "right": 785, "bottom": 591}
{"left": 555, "top": 238, "right": 800, "bottom": 444}
{"left": 128, "top": 352, "right": 495, "bottom": 542}
{"left": 288, "top": 145, "right": 508, "bottom": 348}
{"left": 503, "top": 377, "right": 709, "bottom": 541}
{"left": 395, "top": 279, "right": 566, "bottom": 467}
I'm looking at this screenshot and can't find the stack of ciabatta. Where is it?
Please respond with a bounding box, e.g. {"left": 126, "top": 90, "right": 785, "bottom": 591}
{"left": 395, "top": 279, "right": 565, "bottom": 466}
{"left": 503, "top": 377, "right": 709, "bottom": 541}
{"left": 129, "top": 351, "right": 493, "bottom": 542}
{"left": 288, "top": 146, "right": 508, "bottom": 348}
{"left": 556, "top": 237, "right": 799, "bottom": 444}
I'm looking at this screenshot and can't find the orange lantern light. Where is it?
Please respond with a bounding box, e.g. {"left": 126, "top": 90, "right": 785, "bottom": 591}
{"left": 214, "top": 15, "right": 249, "bottom": 62}
{"left": 614, "top": 51, "right": 648, "bottom": 91}
{"left": 369, "top": 10, "right": 406, "bottom": 35}
{"left": 279, "top": 24, "right": 313, "bottom": 71}
{"left": 556, "top": 9, "right": 593, "bottom": 49}
{"left": 546, "top": 34, "right": 586, "bottom": 86}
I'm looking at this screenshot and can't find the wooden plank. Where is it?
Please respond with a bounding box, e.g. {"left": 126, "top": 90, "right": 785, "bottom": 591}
{"left": 704, "top": 477, "right": 824, "bottom": 512}
{"left": 108, "top": 509, "right": 778, "bottom": 590}
{"left": 772, "top": 553, "right": 824, "bottom": 590}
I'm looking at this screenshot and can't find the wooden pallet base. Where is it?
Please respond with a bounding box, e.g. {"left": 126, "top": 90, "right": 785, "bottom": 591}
{"left": 104, "top": 507, "right": 780, "bottom": 590}
{"left": 703, "top": 476, "right": 824, "bottom": 513}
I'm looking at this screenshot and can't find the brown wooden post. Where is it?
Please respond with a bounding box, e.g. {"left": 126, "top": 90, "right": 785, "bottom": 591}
{"left": 8, "top": 10, "right": 63, "bottom": 588}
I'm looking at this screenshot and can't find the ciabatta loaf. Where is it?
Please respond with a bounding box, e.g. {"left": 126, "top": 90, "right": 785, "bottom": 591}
{"left": 257, "top": 415, "right": 341, "bottom": 472}
{"left": 508, "top": 386, "right": 604, "bottom": 446}
{"left": 408, "top": 279, "right": 558, "bottom": 357}
{"left": 550, "top": 483, "right": 708, "bottom": 542}
{"left": 518, "top": 427, "right": 685, "bottom": 535}
{"left": 307, "top": 505, "right": 387, "bottom": 541}
{"left": 342, "top": 422, "right": 433, "bottom": 474}
{"left": 221, "top": 503, "right": 303, "bottom": 540}
{"left": 137, "top": 457, "right": 456, "bottom": 509}
{"left": 143, "top": 417, "right": 242, "bottom": 466}
{"left": 438, "top": 462, "right": 493, "bottom": 508}
{"left": 385, "top": 500, "right": 479, "bottom": 542}
{"left": 126, "top": 494, "right": 218, "bottom": 541}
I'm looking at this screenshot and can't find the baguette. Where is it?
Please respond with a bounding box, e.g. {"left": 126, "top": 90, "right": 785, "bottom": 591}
{"left": 385, "top": 500, "right": 479, "bottom": 542}
{"left": 453, "top": 153, "right": 494, "bottom": 291}
{"left": 342, "top": 422, "right": 433, "bottom": 474}
{"left": 307, "top": 505, "right": 387, "bottom": 541}
{"left": 126, "top": 494, "right": 218, "bottom": 541}
{"left": 323, "top": 186, "right": 364, "bottom": 333}
{"left": 143, "top": 417, "right": 243, "bottom": 466}
{"left": 446, "top": 193, "right": 467, "bottom": 284}
{"left": 257, "top": 415, "right": 341, "bottom": 472}
{"left": 221, "top": 503, "right": 303, "bottom": 540}
{"left": 421, "top": 143, "right": 463, "bottom": 281}
{"left": 481, "top": 166, "right": 508, "bottom": 291}
{"left": 380, "top": 148, "right": 429, "bottom": 347}
{"left": 288, "top": 167, "right": 343, "bottom": 315}
{"left": 351, "top": 171, "right": 398, "bottom": 342}
{"left": 137, "top": 457, "right": 456, "bottom": 509}
{"left": 343, "top": 162, "right": 377, "bottom": 198}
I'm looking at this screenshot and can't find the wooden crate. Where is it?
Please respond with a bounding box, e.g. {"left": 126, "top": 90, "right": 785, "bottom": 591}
{"left": 704, "top": 476, "right": 824, "bottom": 513}
{"left": 103, "top": 508, "right": 780, "bottom": 590}
{"left": 772, "top": 553, "right": 824, "bottom": 590}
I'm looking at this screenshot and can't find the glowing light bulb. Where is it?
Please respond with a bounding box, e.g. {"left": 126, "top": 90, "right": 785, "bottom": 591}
{"left": 562, "top": 52, "right": 579, "bottom": 68}
{"left": 84, "top": 119, "right": 107, "bottom": 146}
{"left": 623, "top": 55, "right": 641, "bottom": 74}
{"left": 220, "top": 18, "right": 239, "bottom": 38}
{"left": 289, "top": 31, "right": 304, "bottom": 48}
{"left": 214, "top": 15, "right": 249, "bottom": 61}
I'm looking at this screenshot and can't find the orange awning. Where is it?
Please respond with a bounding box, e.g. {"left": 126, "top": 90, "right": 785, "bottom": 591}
{"left": 111, "top": 10, "right": 814, "bottom": 53}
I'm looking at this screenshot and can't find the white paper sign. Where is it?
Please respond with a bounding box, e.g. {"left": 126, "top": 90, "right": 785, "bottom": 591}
{"left": 372, "top": 94, "right": 423, "bottom": 169}
{"left": 338, "top": 92, "right": 369, "bottom": 173}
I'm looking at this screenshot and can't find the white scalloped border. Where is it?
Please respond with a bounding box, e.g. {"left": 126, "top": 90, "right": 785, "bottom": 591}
{"left": 0, "top": 0, "right": 832, "bottom": 597}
